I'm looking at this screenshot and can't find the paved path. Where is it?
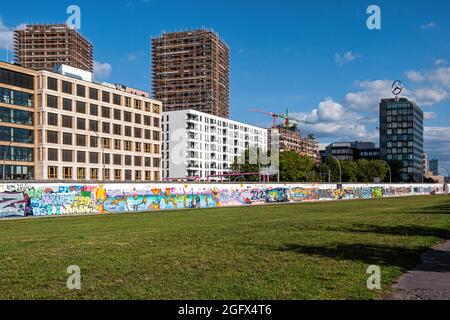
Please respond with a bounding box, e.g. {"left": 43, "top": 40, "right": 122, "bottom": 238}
{"left": 389, "top": 240, "right": 450, "bottom": 300}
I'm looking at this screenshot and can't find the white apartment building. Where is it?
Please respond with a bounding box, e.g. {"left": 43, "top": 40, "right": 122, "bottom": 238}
{"left": 35, "top": 65, "right": 163, "bottom": 181}
{"left": 162, "top": 109, "right": 268, "bottom": 180}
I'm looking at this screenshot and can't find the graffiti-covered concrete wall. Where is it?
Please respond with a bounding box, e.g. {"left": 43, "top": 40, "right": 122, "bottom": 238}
{"left": 0, "top": 182, "right": 446, "bottom": 218}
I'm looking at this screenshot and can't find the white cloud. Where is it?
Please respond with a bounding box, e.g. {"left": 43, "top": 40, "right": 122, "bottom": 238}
{"left": 0, "top": 18, "right": 13, "bottom": 50}
{"left": 93, "top": 61, "right": 112, "bottom": 79}
{"left": 344, "top": 80, "right": 394, "bottom": 110}
{"left": 424, "top": 112, "right": 437, "bottom": 120}
{"left": 335, "top": 51, "right": 360, "bottom": 66}
{"left": 435, "top": 59, "right": 448, "bottom": 66}
{"left": 406, "top": 70, "right": 425, "bottom": 83}
{"left": 411, "top": 87, "right": 448, "bottom": 106}
{"left": 420, "top": 22, "right": 437, "bottom": 30}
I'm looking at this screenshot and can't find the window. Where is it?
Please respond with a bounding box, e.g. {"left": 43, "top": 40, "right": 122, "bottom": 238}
{"left": 101, "top": 106, "right": 111, "bottom": 118}
{"left": 125, "top": 126, "right": 132, "bottom": 137}
{"left": 76, "top": 134, "right": 86, "bottom": 146}
{"left": 47, "top": 130, "right": 58, "bottom": 143}
{"left": 89, "top": 120, "right": 99, "bottom": 132}
{"left": 113, "top": 154, "right": 122, "bottom": 165}
{"left": 102, "top": 91, "right": 110, "bottom": 103}
{"left": 47, "top": 77, "right": 58, "bottom": 91}
{"left": 90, "top": 104, "right": 98, "bottom": 116}
{"left": 63, "top": 167, "right": 73, "bottom": 179}
{"left": 113, "top": 94, "right": 121, "bottom": 106}
{"left": 77, "top": 168, "right": 86, "bottom": 180}
{"left": 114, "top": 109, "right": 121, "bottom": 120}
{"left": 63, "top": 132, "right": 72, "bottom": 145}
{"left": 154, "top": 144, "right": 160, "bottom": 154}
{"left": 102, "top": 122, "right": 110, "bottom": 134}
{"left": 104, "top": 169, "right": 110, "bottom": 180}
{"left": 62, "top": 150, "right": 73, "bottom": 162}
{"left": 62, "top": 115, "right": 73, "bottom": 128}
{"left": 47, "top": 113, "right": 58, "bottom": 126}
{"left": 134, "top": 156, "right": 142, "bottom": 166}
{"left": 62, "top": 81, "right": 72, "bottom": 94}
{"left": 144, "top": 143, "right": 152, "bottom": 153}
{"left": 77, "top": 151, "right": 86, "bottom": 163}
{"left": 125, "top": 155, "right": 132, "bottom": 166}
{"left": 145, "top": 171, "right": 151, "bottom": 181}
{"left": 89, "top": 88, "right": 98, "bottom": 100}
{"left": 135, "top": 114, "right": 142, "bottom": 124}
{"left": 76, "top": 101, "right": 86, "bottom": 114}
{"left": 124, "top": 111, "right": 132, "bottom": 122}
{"left": 102, "top": 138, "right": 111, "bottom": 149}
{"left": 144, "top": 116, "right": 151, "bottom": 126}
{"left": 77, "top": 118, "right": 86, "bottom": 130}
{"left": 135, "top": 142, "right": 141, "bottom": 152}
{"left": 48, "top": 166, "right": 58, "bottom": 179}
{"left": 114, "top": 169, "right": 121, "bottom": 180}
{"left": 90, "top": 136, "right": 98, "bottom": 148}
{"left": 125, "top": 170, "right": 132, "bottom": 180}
{"left": 89, "top": 152, "right": 99, "bottom": 164}
{"left": 125, "top": 97, "right": 131, "bottom": 107}
{"left": 145, "top": 157, "right": 152, "bottom": 167}
{"left": 135, "top": 100, "right": 142, "bottom": 109}
{"left": 134, "top": 128, "right": 142, "bottom": 138}
{"left": 145, "top": 130, "right": 151, "bottom": 140}
{"left": 124, "top": 141, "right": 132, "bottom": 151}
{"left": 90, "top": 168, "right": 99, "bottom": 180}
{"left": 145, "top": 102, "right": 151, "bottom": 112}
{"left": 63, "top": 98, "right": 72, "bottom": 111}
{"left": 0, "top": 88, "right": 33, "bottom": 107}
{"left": 135, "top": 170, "right": 142, "bottom": 181}
{"left": 47, "top": 95, "right": 58, "bottom": 108}
{"left": 113, "top": 124, "right": 122, "bottom": 135}
{"left": 0, "top": 67, "right": 34, "bottom": 89}
{"left": 153, "top": 158, "right": 160, "bottom": 168}
{"left": 104, "top": 153, "right": 111, "bottom": 165}
{"left": 47, "top": 148, "right": 58, "bottom": 161}
{"left": 153, "top": 118, "right": 160, "bottom": 127}
{"left": 153, "top": 131, "right": 160, "bottom": 141}
{"left": 76, "top": 84, "right": 86, "bottom": 97}
{"left": 114, "top": 139, "right": 121, "bottom": 150}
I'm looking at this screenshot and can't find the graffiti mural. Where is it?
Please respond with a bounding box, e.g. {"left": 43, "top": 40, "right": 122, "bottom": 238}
{"left": 0, "top": 183, "right": 446, "bottom": 219}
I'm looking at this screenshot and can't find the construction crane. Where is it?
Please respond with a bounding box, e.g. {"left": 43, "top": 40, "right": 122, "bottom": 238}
{"left": 249, "top": 108, "right": 314, "bottom": 130}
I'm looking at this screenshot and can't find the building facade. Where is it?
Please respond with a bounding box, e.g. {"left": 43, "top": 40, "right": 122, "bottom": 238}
{"left": 162, "top": 110, "right": 267, "bottom": 180}
{"left": 269, "top": 127, "right": 320, "bottom": 164}
{"left": 429, "top": 159, "right": 439, "bottom": 176}
{"left": 152, "top": 30, "right": 230, "bottom": 118}
{"left": 380, "top": 98, "right": 424, "bottom": 182}
{"left": 321, "top": 141, "right": 380, "bottom": 162}
{"left": 14, "top": 24, "right": 94, "bottom": 72}
{"left": 0, "top": 61, "right": 163, "bottom": 181}
{"left": 0, "top": 62, "right": 36, "bottom": 180}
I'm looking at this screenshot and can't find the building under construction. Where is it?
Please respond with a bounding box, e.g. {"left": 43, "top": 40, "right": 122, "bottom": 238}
{"left": 14, "top": 24, "right": 93, "bottom": 72}
{"left": 269, "top": 126, "right": 321, "bottom": 164}
{"left": 152, "top": 29, "right": 230, "bottom": 118}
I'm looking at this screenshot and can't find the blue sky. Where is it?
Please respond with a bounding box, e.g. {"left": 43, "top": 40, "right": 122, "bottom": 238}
{"left": 1, "top": 0, "right": 450, "bottom": 171}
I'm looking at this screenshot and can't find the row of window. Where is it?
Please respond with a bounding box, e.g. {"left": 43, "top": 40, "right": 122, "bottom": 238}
{"left": 46, "top": 77, "right": 160, "bottom": 113}
{"left": 0, "top": 146, "right": 34, "bottom": 162}
{"left": 1, "top": 87, "right": 33, "bottom": 108}
{"left": 0, "top": 165, "right": 34, "bottom": 180}
{"left": 46, "top": 95, "right": 161, "bottom": 126}
{"left": 0, "top": 126, "right": 34, "bottom": 143}
{"left": 0, "top": 68, "right": 34, "bottom": 90}
{"left": 0, "top": 107, "right": 33, "bottom": 126}
{"left": 47, "top": 148, "right": 161, "bottom": 167}
{"left": 47, "top": 167, "right": 160, "bottom": 181}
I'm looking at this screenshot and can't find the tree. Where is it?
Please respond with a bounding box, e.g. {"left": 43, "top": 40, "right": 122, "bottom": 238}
{"left": 279, "top": 151, "right": 314, "bottom": 182}
{"left": 231, "top": 149, "right": 260, "bottom": 181}
{"left": 356, "top": 159, "right": 387, "bottom": 182}
{"left": 341, "top": 161, "right": 358, "bottom": 182}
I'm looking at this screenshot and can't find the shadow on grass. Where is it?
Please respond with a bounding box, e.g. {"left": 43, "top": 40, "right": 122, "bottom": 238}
{"left": 324, "top": 224, "right": 450, "bottom": 239}
{"left": 407, "top": 202, "right": 450, "bottom": 215}
{"left": 266, "top": 243, "right": 426, "bottom": 270}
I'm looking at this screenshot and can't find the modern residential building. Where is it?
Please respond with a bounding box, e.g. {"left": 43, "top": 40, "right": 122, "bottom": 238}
{"left": 152, "top": 29, "right": 230, "bottom": 118}
{"left": 321, "top": 141, "right": 380, "bottom": 162}
{"left": 14, "top": 24, "right": 94, "bottom": 72}
{"left": 162, "top": 109, "right": 267, "bottom": 180}
{"left": 0, "top": 62, "right": 36, "bottom": 180}
{"left": 269, "top": 126, "right": 320, "bottom": 164}
{"left": 0, "top": 61, "right": 163, "bottom": 181}
{"left": 429, "top": 159, "right": 439, "bottom": 176}
{"left": 380, "top": 97, "right": 424, "bottom": 182}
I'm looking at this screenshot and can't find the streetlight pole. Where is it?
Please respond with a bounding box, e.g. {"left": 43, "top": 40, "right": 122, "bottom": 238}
{"left": 330, "top": 155, "right": 342, "bottom": 183}
{"left": 440, "top": 167, "right": 450, "bottom": 181}
{"left": 2, "top": 141, "right": 13, "bottom": 180}
{"left": 380, "top": 160, "right": 392, "bottom": 183}
{"left": 93, "top": 131, "right": 106, "bottom": 181}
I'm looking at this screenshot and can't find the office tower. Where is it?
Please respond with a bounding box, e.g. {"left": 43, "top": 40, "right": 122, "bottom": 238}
{"left": 429, "top": 159, "right": 439, "bottom": 176}
{"left": 321, "top": 141, "right": 380, "bottom": 162}
{"left": 0, "top": 63, "right": 36, "bottom": 180}
{"left": 162, "top": 110, "right": 267, "bottom": 180}
{"left": 14, "top": 24, "right": 94, "bottom": 72}
{"left": 152, "top": 29, "right": 230, "bottom": 118}
{"left": 380, "top": 98, "right": 424, "bottom": 182}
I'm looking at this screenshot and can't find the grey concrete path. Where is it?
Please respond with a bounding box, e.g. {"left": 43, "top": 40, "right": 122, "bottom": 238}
{"left": 389, "top": 240, "right": 450, "bottom": 300}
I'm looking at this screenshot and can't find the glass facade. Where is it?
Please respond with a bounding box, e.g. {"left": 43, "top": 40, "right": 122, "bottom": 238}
{"left": 0, "top": 68, "right": 34, "bottom": 90}
{"left": 0, "top": 126, "right": 34, "bottom": 144}
{"left": 0, "top": 87, "right": 33, "bottom": 107}
{"left": 0, "top": 146, "right": 34, "bottom": 162}
{"left": 380, "top": 98, "right": 424, "bottom": 182}
{"left": 0, "top": 107, "right": 33, "bottom": 125}
{"left": 0, "top": 165, "right": 34, "bottom": 180}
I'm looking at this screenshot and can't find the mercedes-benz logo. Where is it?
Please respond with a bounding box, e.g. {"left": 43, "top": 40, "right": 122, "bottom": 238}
{"left": 392, "top": 80, "right": 403, "bottom": 96}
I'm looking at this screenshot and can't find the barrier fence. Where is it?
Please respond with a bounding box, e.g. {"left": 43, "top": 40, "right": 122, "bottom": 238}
{"left": 0, "top": 182, "right": 447, "bottom": 218}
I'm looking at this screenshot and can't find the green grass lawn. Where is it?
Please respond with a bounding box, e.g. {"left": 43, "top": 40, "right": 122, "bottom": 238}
{"left": 0, "top": 195, "right": 449, "bottom": 300}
